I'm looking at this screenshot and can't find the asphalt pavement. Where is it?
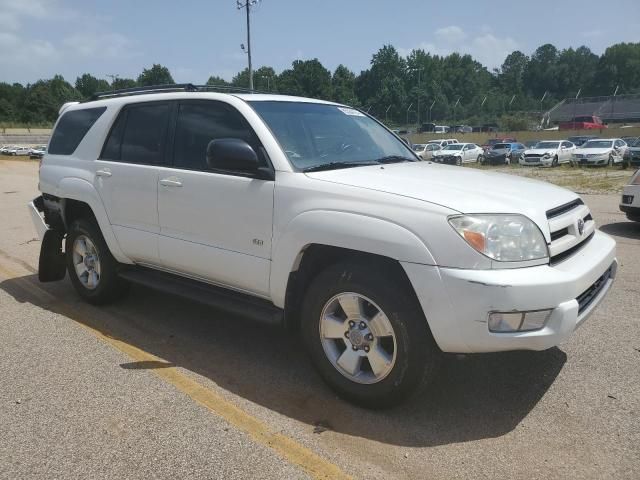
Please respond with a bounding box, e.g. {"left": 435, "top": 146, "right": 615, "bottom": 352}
{"left": 0, "top": 159, "right": 638, "bottom": 479}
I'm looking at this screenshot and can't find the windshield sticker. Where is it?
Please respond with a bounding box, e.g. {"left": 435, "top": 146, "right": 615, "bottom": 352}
{"left": 338, "top": 107, "right": 365, "bottom": 116}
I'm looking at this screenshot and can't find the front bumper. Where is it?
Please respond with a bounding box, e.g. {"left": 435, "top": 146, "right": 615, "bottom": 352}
{"left": 432, "top": 155, "right": 460, "bottom": 165}
{"left": 402, "top": 229, "right": 617, "bottom": 353}
{"left": 573, "top": 156, "right": 609, "bottom": 166}
{"left": 520, "top": 156, "right": 553, "bottom": 166}
{"left": 484, "top": 155, "right": 508, "bottom": 164}
{"left": 620, "top": 185, "right": 640, "bottom": 219}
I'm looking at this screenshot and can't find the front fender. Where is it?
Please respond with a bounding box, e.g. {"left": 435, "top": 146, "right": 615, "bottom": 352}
{"left": 269, "top": 210, "right": 436, "bottom": 308}
{"left": 56, "top": 177, "right": 131, "bottom": 263}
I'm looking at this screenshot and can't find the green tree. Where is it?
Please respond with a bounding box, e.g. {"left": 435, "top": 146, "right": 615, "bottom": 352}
{"left": 331, "top": 65, "right": 357, "bottom": 105}
{"left": 112, "top": 78, "right": 138, "bottom": 90}
{"left": 137, "top": 64, "right": 175, "bottom": 86}
{"left": 75, "top": 73, "right": 111, "bottom": 99}
{"left": 499, "top": 51, "right": 528, "bottom": 95}
{"left": 277, "top": 59, "right": 332, "bottom": 99}
{"left": 594, "top": 42, "right": 640, "bottom": 94}
{"left": 523, "top": 44, "right": 560, "bottom": 98}
{"left": 206, "top": 75, "right": 229, "bottom": 86}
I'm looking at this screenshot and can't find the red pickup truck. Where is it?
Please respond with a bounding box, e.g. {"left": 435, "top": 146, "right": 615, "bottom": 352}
{"left": 559, "top": 115, "right": 607, "bottom": 130}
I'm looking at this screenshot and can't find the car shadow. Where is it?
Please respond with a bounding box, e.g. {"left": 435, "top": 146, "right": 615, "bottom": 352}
{"left": 0, "top": 274, "right": 566, "bottom": 448}
{"left": 600, "top": 221, "right": 640, "bottom": 240}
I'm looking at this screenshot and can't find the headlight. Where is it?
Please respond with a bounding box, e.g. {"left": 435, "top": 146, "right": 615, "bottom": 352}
{"left": 543, "top": 153, "right": 551, "bottom": 158}
{"left": 448, "top": 214, "right": 549, "bottom": 262}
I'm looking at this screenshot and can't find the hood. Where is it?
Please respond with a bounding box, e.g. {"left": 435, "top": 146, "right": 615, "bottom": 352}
{"left": 305, "top": 162, "right": 578, "bottom": 232}
{"left": 574, "top": 148, "right": 611, "bottom": 155}
{"left": 433, "top": 150, "right": 461, "bottom": 156}
{"left": 525, "top": 148, "right": 557, "bottom": 155}
{"left": 487, "top": 148, "right": 509, "bottom": 155}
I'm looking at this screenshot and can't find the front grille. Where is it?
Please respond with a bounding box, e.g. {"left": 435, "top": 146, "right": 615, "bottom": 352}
{"left": 622, "top": 195, "right": 634, "bottom": 205}
{"left": 547, "top": 199, "right": 594, "bottom": 264}
{"left": 550, "top": 227, "right": 568, "bottom": 242}
{"left": 550, "top": 232, "right": 594, "bottom": 265}
{"left": 546, "top": 198, "right": 584, "bottom": 219}
{"left": 526, "top": 154, "right": 542, "bottom": 158}
{"left": 524, "top": 157, "right": 541, "bottom": 162}
{"left": 577, "top": 266, "right": 613, "bottom": 314}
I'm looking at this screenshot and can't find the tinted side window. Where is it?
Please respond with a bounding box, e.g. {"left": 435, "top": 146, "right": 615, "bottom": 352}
{"left": 49, "top": 107, "right": 106, "bottom": 155}
{"left": 101, "top": 110, "right": 127, "bottom": 160}
{"left": 120, "top": 103, "right": 170, "bottom": 165}
{"left": 173, "top": 101, "right": 262, "bottom": 171}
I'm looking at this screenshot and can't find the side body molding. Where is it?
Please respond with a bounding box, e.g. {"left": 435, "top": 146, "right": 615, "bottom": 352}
{"left": 56, "top": 177, "right": 132, "bottom": 264}
{"left": 269, "top": 210, "right": 437, "bottom": 308}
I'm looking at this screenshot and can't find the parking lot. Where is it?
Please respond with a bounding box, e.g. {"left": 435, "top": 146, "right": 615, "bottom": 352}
{"left": 0, "top": 158, "right": 638, "bottom": 479}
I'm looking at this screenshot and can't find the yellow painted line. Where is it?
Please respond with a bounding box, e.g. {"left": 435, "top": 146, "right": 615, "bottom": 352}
{"left": 0, "top": 260, "right": 352, "bottom": 480}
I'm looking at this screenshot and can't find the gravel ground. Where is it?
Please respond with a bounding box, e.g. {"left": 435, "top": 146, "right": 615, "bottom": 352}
{"left": 0, "top": 159, "right": 638, "bottom": 479}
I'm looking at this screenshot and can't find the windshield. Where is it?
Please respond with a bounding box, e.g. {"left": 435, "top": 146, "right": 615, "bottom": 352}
{"left": 412, "top": 144, "right": 427, "bottom": 151}
{"left": 493, "top": 143, "right": 510, "bottom": 149}
{"left": 583, "top": 140, "right": 613, "bottom": 149}
{"left": 535, "top": 141, "right": 560, "bottom": 149}
{"left": 443, "top": 144, "right": 464, "bottom": 150}
{"left": 249, "top": 101, "right": 414, "bottom": 170}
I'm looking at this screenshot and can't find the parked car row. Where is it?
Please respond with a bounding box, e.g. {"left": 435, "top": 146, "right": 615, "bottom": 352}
{"left": 0, "top": 145, "right": 47, "bottom": 158}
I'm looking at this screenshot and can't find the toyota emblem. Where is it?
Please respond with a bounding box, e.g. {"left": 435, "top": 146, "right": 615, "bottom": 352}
{"left": 577, "top": 218, "right": 585, "bottom": 236}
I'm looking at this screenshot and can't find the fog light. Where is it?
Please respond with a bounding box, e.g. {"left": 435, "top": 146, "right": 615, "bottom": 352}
{"left": 488, "top": 310, "right": 552, "bottom": 332}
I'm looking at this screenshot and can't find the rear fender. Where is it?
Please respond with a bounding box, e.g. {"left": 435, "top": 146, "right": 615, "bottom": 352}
{"left": 55, "top": 177, "right": 131, "bottom": 263}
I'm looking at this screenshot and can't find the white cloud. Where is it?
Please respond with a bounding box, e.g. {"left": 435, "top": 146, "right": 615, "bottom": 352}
{"left": 434, "top": 25, "right": 467, "bottom": 44}
{"left": 400, "top": 26, "right": 519, "bottom": 69}
{"left": 62, "top": 32, "right": 134, "bottom": 58}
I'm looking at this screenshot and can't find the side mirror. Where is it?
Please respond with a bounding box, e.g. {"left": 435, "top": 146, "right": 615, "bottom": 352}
{"left": 206, "top": 138, "right": 259, "bottom": 172}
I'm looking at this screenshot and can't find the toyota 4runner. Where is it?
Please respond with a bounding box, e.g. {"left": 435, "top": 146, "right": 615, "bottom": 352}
{"left": 29, "top": 85, "right": 617, "bottom": 407}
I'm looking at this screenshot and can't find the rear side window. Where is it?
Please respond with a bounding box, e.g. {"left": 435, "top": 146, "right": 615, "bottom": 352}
{"left": 101, "top": 102, "right": 171, "bottom": 165}
{"left": 48, "top": 107, "right": 106, "bottom": 155}
{"left": 173, "top": 101, "right": 262, "bottom": 171}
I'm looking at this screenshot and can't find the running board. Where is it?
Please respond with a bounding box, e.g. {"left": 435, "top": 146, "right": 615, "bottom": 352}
{"left": 118, "top": 266, "right": 283, "bottom": 327}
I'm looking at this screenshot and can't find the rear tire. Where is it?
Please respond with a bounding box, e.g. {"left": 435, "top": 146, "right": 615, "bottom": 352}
{"left": 301, "top": 261, "right": 440, "bottom": 408}
{"left": 608, "top": 154, "right": 614, "bottom": 167}
{"left": 65, "top": 218, "right": 128, "bottom": 305}
{"left": 552, "top": 156, "right": 558, "bottom": 167}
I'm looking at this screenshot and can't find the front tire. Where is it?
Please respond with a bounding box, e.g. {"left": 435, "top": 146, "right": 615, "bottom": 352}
{"left": 66, "top": 218, "right": 128, "bottom": 304}
{"left": 301, "top": 261, "right": 440, "bottom": 408}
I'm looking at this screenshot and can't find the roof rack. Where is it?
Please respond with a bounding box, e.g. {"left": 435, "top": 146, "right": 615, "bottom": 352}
{"left": 90, "top": 83, "right": 271, "bottom": 101}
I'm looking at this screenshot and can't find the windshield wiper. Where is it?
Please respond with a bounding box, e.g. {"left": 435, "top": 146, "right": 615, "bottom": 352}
{"left": 303, "top": 161, "right": 380, "bottom": 172}
{"left": 373, "top": 155, "right": 415, "bottom": 164}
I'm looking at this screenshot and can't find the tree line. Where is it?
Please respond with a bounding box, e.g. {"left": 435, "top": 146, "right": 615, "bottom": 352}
{"left": 1, "top": 42, "right": 639, "bottom": 127}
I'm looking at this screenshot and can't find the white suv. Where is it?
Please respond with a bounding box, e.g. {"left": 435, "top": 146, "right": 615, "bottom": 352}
{"left": 29, "top": 86, "right": 617, "bottom": 407}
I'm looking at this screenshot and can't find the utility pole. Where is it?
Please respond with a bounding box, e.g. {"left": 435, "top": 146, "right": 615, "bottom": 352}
{"left": 237, "top": 0, "right": 258, "bottom": 91}
{"left": 429, "top": 99, "right": 436, "bottom": 123}
{"left": 406, "top": 103, "right": 413, "bottom": 126}
{"left": 611, "top": 85, "right": 619, "bottom": 123}
{"left": 385, "top": 104, "right": 392, "bottom": 124}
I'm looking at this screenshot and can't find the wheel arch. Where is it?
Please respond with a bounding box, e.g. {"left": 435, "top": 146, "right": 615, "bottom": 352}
{"left": 54, "top": 177, "right": 130, "bottom": 263}
{"left": 271, "top": 210, "right": 436, "bottom": 329}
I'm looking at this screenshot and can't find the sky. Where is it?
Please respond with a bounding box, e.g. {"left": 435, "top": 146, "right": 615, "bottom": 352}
{"left": 1, "top": 0, "right": 639, "bottom": 86}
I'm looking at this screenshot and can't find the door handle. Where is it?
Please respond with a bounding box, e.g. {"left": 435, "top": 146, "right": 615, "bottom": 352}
{"left": 96, "top": 168, "right": 112, "bottom": 177}
{"left": 160, "top": 177, "right": 183, "bottom": 187}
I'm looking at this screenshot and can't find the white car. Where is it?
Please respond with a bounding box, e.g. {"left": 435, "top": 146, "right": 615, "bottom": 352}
{"left": 434, "top": 125, "right": 450, "bottom": 133}
{"left": 29, "top": 87, "right": 617, "bottom": 408}
{"left": 412, "top": 143, "right": 441, "bottom": 160}
{"left": 428, "top": 138, "right": 457, "bottom": 148}
{"left": 620, "top": 169, "right": 640, "bottom": 222}
{"left": 520, "top": 140, "right": 576, "bottom": 167}
{"left": 572, "top": 138, "right": 628, "bottom": 166}
{"left": 1, "top": 145, "right": 16, "bottom": 154}
{"left": 29, "top": 145, "right": 47, "bottom": 158}
{"left": 431, "top": 143, "right": 484, "bottom": 165}
{"left": 7, "top": 146, "right": 30, "bottom": 156}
